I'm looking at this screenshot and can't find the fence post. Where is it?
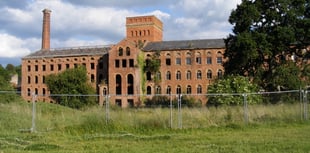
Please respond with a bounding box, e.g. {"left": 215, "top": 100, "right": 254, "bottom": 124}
{"left": 31, "top": 92, "right": 37, "bottom": 133}
{"left": 243, "top": 94, "right": 248, "bottom": 124}
{"left": 170, "top": 93, "right": 173, "bottom": 129}
{"left": 304, "top": 90, "right": 308, "bottom": 120}
{"left": 105, "top": 94, "right": 110, "bottom": 124}
{"left": 177, "top": 94, "right": 182, "bottom": 129}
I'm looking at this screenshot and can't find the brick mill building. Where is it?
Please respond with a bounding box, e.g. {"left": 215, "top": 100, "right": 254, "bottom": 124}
{"left": 21, "top": 9, "right": 225, "bottom": 107}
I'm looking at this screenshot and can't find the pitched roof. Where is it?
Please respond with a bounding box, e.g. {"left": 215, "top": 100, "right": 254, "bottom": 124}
{"left": 142, "top": 39, "right": 225, "bottom": 51}
{"left": 22, "top": 46, "right": 111, "bottom": 59}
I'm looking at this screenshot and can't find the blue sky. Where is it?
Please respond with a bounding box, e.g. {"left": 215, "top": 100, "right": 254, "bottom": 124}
{"left": 0, "top": 0, "right": 241, "bottom": 66}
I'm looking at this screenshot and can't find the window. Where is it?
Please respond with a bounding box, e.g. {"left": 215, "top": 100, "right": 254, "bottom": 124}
{"left": 156, "top": 72, "right": 161, "bottom": 80}
{"left": 146, "top": 71, "right": 152, "bottom": 81}
{"left": 207, "top": 70, "right": 212, "bottom": 79}
{"left": 166, "top": 58, "right": 171, "bottom": 66}
{"left": 186, "top": 70, "right": 191, "bottom": 80}
{"left": 129, "top": 59, "right": 134, "bottom": 67}
{"left": 176, "top": 58, "right": 181, "bottom": 65}
{"left": 122, "top": 59, "right": 127, "bottom": 67}
{"left": 91, "top": 74, "right": 95, "bottom": 83}
{"left": 217, "top": 51, "right": 223, "bottom": 64}
{"left": 58, "top": 64, "right": 61, "bottom": 71}
{"left": 42, "top": 88, "right": 46, "bottom": 96}
{"left": 166, "top": 86, "right": 171, "bottom": 94}
{"left": 197, "top": 85, "right": 202, "bottom": 94}
{"left": 118, "top": 47, "right": 123, "bottom": 56}
{"left": 155, "top": 86, "right": 161, "bottom": 94}
{"left": 35, "top": 65, "right": 38, "bottom": 71}
{"left": 186, "top": 57, "right": 191, "bottom": 65}
{"left": 186, "top": 52, "right": 191, "bottom": 65}
{"left": 195, "top": 52, "right": 201, "bottom": 64}
{"left": 66, "top": 64, "right": 70, "bottom": 69}
{"left": 50, "top": 64, "right": 54, "bottom": 71}
{"left": 127, "top": 74, "right": 134, "bottom": 95}
{"left": 186, "top": 85, "right": 192, "bottom": 94}
{"left": 176, "top": 85, "right": 181, "bottom": 94}
{"left": 197, "top": 70, "right": 202, "bottom": 79}
{"left": 35, "top": 76, "right": 38, "bottom": 84}
{"left": 126, "top": 47, "right": 130, "bottom": 56}
{"left": 27, "top": 88, "right": 31, "bottom": 96}
{"left": 27, "top": 65, "right": 31, "bottom": 72}
{"left": 115, "top": 60, "right": 120, "bottom": 68}
{"left": 74, "top": 64, "right": 78, "bottom": 68}
{"left": 176, "top": 71, "right": 181, "bottom": 80}
{"left": 42, "top": 65, "right": 46, "bottom": 71}
{"left": 166, "top": 53, "right": 171, "bottom": 66}
{"left": 166, "top": 71, "right": 171, "bottom": 80}
{"left": 218, "top": 69, "right": 223, "bottom": 78}
{"left": 207, "top": 52, "right": 212, "bottom": 64}
{"left": 35, "top": 88, "right": 38, "bottom": 95}
{"left": 27, "top": 76, "right": 31, "bottom": 84}
{"left": 42, "top": 76, "right": 45, "bottom": 83}
{"left": 116, "top": 75, "right": 122, "bottom": 95}
{"left": 147, "top": 86, "right": 152, "bottom": 95}
{"left": 91, "top": 63, "right": 95, "bottom": 69}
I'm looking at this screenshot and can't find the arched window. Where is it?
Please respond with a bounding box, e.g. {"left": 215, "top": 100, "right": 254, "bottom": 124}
{"left": 207, "top": 70, "right": 212, "bottom": 79}
{"left": 103, "top": 88, "right": 107, "bottom": 95}
{"left": 147, "top": 86, "right": 152, "bottom": 95}
{"left": 91, "top": 74, "right": 95, "bottom": 83}
{"left": 217, "top": 51, "right": 223, "bottom": 64}
{"left": 195, "top": 52, "right": 201, "bottom": 64}
{"left": 186, "top": 52, "right": 192, "bottom": 65}
{"left": 156, "top": 72, "right": 161, "bottom": 80}
{"left": 42, "top": 88, "right": 46, "bottom": 96}
{"left": 197, "top": 70, "right": 202, "bottom": 79}
{"left": 35, "top": 76, "right": 38, "bottom": 84}
{"left": 28, "top": 76, "right": 31, "bottom": 84}
{"left": 166, "top": 86, "right": 171, "bottom": 94}
{"left": 116, "top": 75, "right": 122, "bottom": 95}
{"left": 166, "top": 53, "right": 171, "bottom": 66}
{"left": 176, "top": 71, "right": 181, "bottom": 80}
{"left": 35, "top": 88, "right": 38, "bottom": 95}
{"left": 118, "top": 47, "right": 123, "bottom": 56}
{"left": 176, "top": 85, "right": 181, "bottom": 94}
{"left": 186, "top": 85, "right": 192, "bottom": 94}
{"left": 166, "top": 71, "right": 171, "bottom": 80}
{"left": 218, "top": 69, "right": 223, "bottom": 78}
{"left": 127, "top": 74, "right": 134, "bottom": 95}
{"left": 27, "top": 88, "right": 31, "bottom": 96}
{"left": 146, "top": 71, "right": 152, "bottom": 81}
{"left": 186, "top": 70, "right": 191, "bottom": 80}
{"left": 197, "top": 85, "right": 202, "bottom": 94}
{"left": 155, "top": 86, "right": 161, "bottom": 94}
{"left": 126, "top": 47, "right": 130, "bottom": 56}
{"left": 207, "top": 52, "right": 212, "bottom": 64}
{"left": 42, "top": 76, "right": 45, "bottom": 83}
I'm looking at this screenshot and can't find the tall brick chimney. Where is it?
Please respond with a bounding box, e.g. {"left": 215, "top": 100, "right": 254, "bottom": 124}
{"left": 41, "top": 9, "right": 51, "bottom": 50}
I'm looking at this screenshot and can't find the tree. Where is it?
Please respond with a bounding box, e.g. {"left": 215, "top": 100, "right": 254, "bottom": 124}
{"left": 224, "top": 0, "right": 310, "bottom": 91}
{"left": 45, "top": 66, "right": 96, "bottom": 109}
{"left": 207, "top": 75, "right": 262, "bottom": 106}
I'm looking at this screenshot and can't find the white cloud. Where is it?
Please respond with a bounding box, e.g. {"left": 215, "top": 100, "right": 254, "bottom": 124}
{"left": 0, "top": 33, "right": 33, "bottom": 58}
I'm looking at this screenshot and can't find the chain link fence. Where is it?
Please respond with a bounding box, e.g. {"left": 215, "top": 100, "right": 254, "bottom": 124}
{"left": 0, "top": 90, "right": 309, "bottom": 132}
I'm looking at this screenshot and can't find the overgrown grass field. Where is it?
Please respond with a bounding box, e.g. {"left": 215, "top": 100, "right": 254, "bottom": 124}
{"left": 0, "top": 100, "right": 309, "bottom": 153}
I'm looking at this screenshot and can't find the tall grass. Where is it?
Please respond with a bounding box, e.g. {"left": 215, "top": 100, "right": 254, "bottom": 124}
{"left": 0, "top": 100, "right": 309, "bottom": 153}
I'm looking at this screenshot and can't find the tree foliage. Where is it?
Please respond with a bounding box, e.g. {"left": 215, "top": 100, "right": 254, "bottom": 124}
{"left": 224, "top": 0, "right": 310, "bottom": 91}
{"left": 0, "top": 64, "right": 21, "bottom": 103}
{"left": 207, "top": 75, "right": 262, "bottom": 106}
{"left": 45, "top": 66, "right": 96, "bottom": 109}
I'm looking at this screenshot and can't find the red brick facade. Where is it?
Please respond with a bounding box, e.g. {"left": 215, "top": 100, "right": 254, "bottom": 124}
{"left": 21, "top": 10, "right": 225, "bottom": 107}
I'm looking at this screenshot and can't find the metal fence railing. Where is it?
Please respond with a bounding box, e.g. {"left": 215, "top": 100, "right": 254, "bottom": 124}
{"left": 0, "top": 90, "right": 309, "bottom": 132}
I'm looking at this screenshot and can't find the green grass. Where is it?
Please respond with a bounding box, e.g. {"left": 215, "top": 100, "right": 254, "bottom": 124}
{"left": 0, "top": 100, "right": 309, "bottom": 153}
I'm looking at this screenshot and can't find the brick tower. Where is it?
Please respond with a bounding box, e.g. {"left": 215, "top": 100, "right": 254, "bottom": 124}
{"left": 126, "top": 15, "right": 163, "bottom": 44}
